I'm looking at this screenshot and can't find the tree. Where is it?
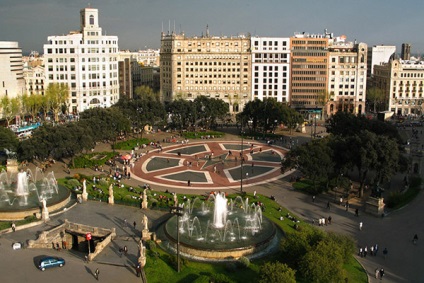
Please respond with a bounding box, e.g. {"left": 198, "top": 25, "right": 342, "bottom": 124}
{"left": 285, "top": 139, "right": 335, "bottom": 192}
{"left": 0, "top": 126, "right": 18, "bottom": 153}
{"left": 194, "top": 96, "right": 229, "bottom": 129}
{"left": 316, "top": 90, "right": 331, "bottom": 119}
{"left": 22, "top": 94, "right": 43, "bottom": 122}
{"left": 299, "top": 239, "right": 346, "bottom": 283}
{"left": 134, "top": 85, "right": 160, "bottom": 102}
{"left": 44, "top": 83, "right": 69, "bottom": 122}
{"left": 366, "top": 87, "right": 385, "bottom": 113}
{"left": 259, "top": 261, "right": 296, "bottom": 283}
{"left": 166, "top": 99, "right": 195, "bottom": 132}
{"left": 0, "top": 96, "right": 21, "bottom": 126}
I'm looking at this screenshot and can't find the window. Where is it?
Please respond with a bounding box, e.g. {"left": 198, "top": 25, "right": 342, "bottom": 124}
{"left": 89, "top": 15, "right": 94, "bottom": 25}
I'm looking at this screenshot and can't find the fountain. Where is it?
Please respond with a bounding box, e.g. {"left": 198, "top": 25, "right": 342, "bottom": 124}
{"left": 164, "top": 193, "right": 278, "bottom": 260}
{"left": 0, "top": 168, "right": 71, "bottom": 220}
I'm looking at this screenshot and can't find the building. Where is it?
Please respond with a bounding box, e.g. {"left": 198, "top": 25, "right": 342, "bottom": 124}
{"left": 401, "top": 43, "right": 411, "bottom": 61}
{"left": 367, "top": 45, "right": 396, "bottom": 79}
{"left": 327, "top": 38, "right": 367, "bottom": 117}
{"left": 290, "top": 31, "right": 330, "bottom": 117}
{"left": 23, "top": 65, "right": 45, "bottom": 96}
{"left": 0, "top": 41, "right": 25, "bottom": 99}
{"left": 118, "top": 52, "right": 137, "bottom": 99}
{"left": 140, "top": 66, "right": 160, "bottom": 93}
{"left": 136, "top": 49, "right": 160, "bottom": 67}
{"left": 160, "top": 28, "right": 252, "bottom": 113}
{"left": 43, "top": 7, "right": 120, "bottom": 114}
{"left": 374, "top": 56, "right": 424, "bottom": 116}
{"left": 251, "top": 37, "right": 291, "bottom": 103}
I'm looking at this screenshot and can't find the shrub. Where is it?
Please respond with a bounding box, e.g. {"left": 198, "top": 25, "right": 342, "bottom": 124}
{"left": 67, "top": 178, "right": 81, "bottom": 188}
{"left": 225, "top": 262, "right": 237, "bottom": 273}
{"left": 146, "top": 240, "right": 157, "bottom": 250}
{"left": 237, "top": 256, "right": 250, "bottom": 269}
{"left": 192, "top": 275, "right": 211, "bottom": 283}
{"left": 210, "top": 273, "right": 235, "bottom": 283}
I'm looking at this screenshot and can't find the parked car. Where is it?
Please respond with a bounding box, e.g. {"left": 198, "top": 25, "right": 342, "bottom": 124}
{"left": 38, "top": 256, "right": 65, "bottom": 271}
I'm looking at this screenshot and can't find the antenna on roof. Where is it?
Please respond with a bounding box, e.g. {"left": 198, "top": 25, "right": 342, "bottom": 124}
{"left": 206, "top": 24, "right": 209, "bottom": 37}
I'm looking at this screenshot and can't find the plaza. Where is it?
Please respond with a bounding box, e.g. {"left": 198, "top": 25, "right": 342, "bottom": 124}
{"left": 0, "top": 127, "right": 423, "bottom": 282}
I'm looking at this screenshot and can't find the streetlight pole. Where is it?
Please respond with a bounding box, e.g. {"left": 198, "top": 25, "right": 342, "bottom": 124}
{"left": 240, "top": 118, "right": 244, "bottom": 193}
{"left": 170, "top": 206, "right": 183, "bottom": 273}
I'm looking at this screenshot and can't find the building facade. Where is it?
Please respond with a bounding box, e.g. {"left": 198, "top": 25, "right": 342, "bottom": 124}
{"left": 290, "top": 32, "right": 330, "bottom": 116}
{"left": 374, "top": 57, "right": 424, "bottom": 116}
{"left": 251, "top": 37, "right": 291, "bottom": 103}
{"left": 401, "top": 43, "right": 411, "bottom": 61}
{"left": 367, "top": 45, "right": 396, "bottom": 79}
{"left": 0, "top": 41, "right": 25, "bottom": 99}
{"left": 160, "top": 30, "right": 252, "bottom": 113}
{"left": 23, "top": 65, "right": 45, "bottom": 96}
{"left": 43, "top": 7, "right": 120, "bottom": 114}
{"left": 327, "top": 39, "right": 367, "bottom": 117}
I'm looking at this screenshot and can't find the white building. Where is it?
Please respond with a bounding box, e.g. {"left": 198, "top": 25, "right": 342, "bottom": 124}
{"left": 251, "top": 37, "right": 290, "bottom": 103}
{"left": 43, "top": 7, "right": 120, "bottom": 114}
{"left": 327, "top": 38, "right": 367, "bottom": 116}
{"left": 367, "top": 45, "right": 396, "bottom": 78}
{"left": 0, "top": 41, "right": 25, "bottom": 98}
{"left": 136, "top": 49, "right": 160, "bottom": 67}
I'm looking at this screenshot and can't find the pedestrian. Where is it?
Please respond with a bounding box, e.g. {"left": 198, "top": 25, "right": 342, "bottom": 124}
{"left": 370, "top": 245, "right": 374, "bottom": 256}
{"left": 359, "top": 222, "right": 363, "bottom": 231}
{"left": 359, "top": 247, "right": 363, "bottom": 257}
{"left": 374, "top": 244, "right": 379, "bottom": 256}
{"left": 312, "top": 195, "right": 315, "bottom": 202}
{"left": 327, "top": 201, "right": 330, "bottom": 210}
{"left": 124, "top": 219, "right": 127, "bottom": 227}
{"left": 345, "top": 201, "right": 349, "bottom": 211}
{"left": 380, "top": 268, "right": 385, "bottom": 279}
{"left": 339, "top": 197, "right": 343, "bottom": 206}
{"left": 124, "top": 245, "right": 128, "bottom": 255}
{"left": 355, "top": 208, "right": 359, "bottom": 217}
{"left": 133, "top": 221, "right": 136, "bottom": 229}
{"left": 375, "top": 268, "right": 380, "bottom": 279}
{"left": 136, "top": 262, "right": 141, "bottom": 277}
{"left": 328, "top": 215, "right": 332, "bottom": 225}
{"left": 11, "top": 222, "right": 16, "bottom": 232}
{"left": 413, "top": 234, "right": 418, "bottom": 244}
{"left": 364, "top": 246, "right": 368, "bottom": 257}
{"left": 187, "top": 179, "right": 191, "bottom": 186}
{"left": 383, "top": 248, "right": 388, "bottom": 259}
{"left": 95, "top": 268, "right": 100, "bottom": 280}
{"left": 84, "top": 255, "right": 88, "bottom": 263}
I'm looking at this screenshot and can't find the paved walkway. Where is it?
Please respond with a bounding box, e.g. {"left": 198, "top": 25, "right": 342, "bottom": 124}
{"left": 1, "top": 125, "right": 423, "bottom": 283}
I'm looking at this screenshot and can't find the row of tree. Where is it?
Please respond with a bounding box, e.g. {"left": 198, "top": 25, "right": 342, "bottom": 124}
{"left": 0, "top": 83, "right": 69, "bottom": 125}
{"left": 283, "top": 112, "right": 407, "bottom": 197}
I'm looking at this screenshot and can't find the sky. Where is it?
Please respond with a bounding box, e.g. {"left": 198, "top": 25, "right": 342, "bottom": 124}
{"left": 1, "top": 0, "right": 424, "bottom": 55}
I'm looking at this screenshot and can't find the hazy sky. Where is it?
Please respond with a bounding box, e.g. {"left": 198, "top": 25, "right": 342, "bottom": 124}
{"left": 1, "top": 0, "right": 424, "bottom": 54}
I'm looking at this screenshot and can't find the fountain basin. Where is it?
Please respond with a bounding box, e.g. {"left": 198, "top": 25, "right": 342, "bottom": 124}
{"left": 164, "top": 214, "right": 277, "bottom": 260}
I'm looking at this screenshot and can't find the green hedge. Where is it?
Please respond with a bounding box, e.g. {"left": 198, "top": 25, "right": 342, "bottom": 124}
{"left": 182, "top": 131, "right": 224, "bottom": 139}
{"left": 114, "top": 138, "right": 151, "bottom": 150}
{"left": 71, "top": 151, "right": 118, "bottom": 169}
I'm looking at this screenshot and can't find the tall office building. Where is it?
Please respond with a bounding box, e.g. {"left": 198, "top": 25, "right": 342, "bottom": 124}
{"left": 290, "top": 31, "right": 330, "bottom": 117}
{"left": 160, "top": 28, "right": 251, "bottom": 113}
{"left": 374, "top": 56, "right": 424, "bottom": 116}
{"left": 0, "top": 41, "right": 25, "bottom": 99}
{"left": 366, "top": 45, "right": 396, "bottom": 79}
{"left": 251, "top": 37, "right": 291, "bottom": 103}
{"left": 401, "top": 43, "right": 411, "bottom": 60}
{"left": 43, "top": 7, "right": 120, "bottom": 114}
{"left": 327, "top": 38, "right": 367, "bottom": 116}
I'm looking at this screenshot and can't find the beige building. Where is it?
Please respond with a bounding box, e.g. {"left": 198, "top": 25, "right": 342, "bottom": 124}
{"left": 327, "top": 39, "right": 367, "bottom": 117}
{"left": 23, "top": 65, "right": 45, "bottom": 96}
{"left": 374, "top": 56, "right": 424, "bottom": 116}
{"left": 160, "top": 29, "right": 252, "bottom": 113}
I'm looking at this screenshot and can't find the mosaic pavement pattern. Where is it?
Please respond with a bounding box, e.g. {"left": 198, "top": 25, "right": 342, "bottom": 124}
{"left": 131, "top": 141, "right": 287, "bottom": 189}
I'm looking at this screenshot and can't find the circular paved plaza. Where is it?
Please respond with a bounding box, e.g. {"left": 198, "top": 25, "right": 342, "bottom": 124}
{"left": 131, "top": 141, "right": 287, "bottom": 190}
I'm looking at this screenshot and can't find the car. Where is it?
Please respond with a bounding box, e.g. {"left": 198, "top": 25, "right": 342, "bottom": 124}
{"left": 38, "top": 256, "right": 65, "bottom": 271}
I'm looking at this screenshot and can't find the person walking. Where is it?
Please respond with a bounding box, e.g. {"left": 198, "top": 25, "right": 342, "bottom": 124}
{"left": 375, "top": 268, "right": 380, "bottom": 279}
{"left": 133, "top": 221, "right": 136, "bottom": 229}
{"left": 413, "top": 234, "right": 418, "bottom": 245}
{"left": 11, "top": 222, "right": 16, "bottom": 232}
{"left": 374, "top": 244, "right": 379, "bottom": 256}
{"left": 383, "top": 248, "right": 388, "bottom": 259}
{"left": 312, "top": 195, "right": 315, "bottom": 202}
{"left": 327, "top": 201, "right": 330, "bottom": 210}
{"left": 95, "top": 268, "right": 100, "bottom": 280}
{"left": 136, "top": 262, "right": 141, "bottom": 277}
{"left": 380, "top": 268, "right": 385, "bottom": 279}
{"left": 359, "top": 222, "right": 363, "bottom": 231}
{"left": 355, "top": 208, "right": 359, "bottom": 217}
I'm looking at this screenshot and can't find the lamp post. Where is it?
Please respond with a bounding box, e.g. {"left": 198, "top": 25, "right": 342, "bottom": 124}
{"left": 170, "top": 206, "right": 183, "bottom": 272}
{"left": 240, "top": 118, "right": 244, "bottom": 193}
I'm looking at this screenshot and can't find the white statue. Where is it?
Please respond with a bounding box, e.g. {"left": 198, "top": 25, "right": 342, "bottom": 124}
{"left": 143, "top": 214, "right": 148, "bottom": 231}
{"left": 42, "top": 198, "right": 47, "bottom": 209}
{"left": 109, "top": 184, "right": 113, "bottom": 196}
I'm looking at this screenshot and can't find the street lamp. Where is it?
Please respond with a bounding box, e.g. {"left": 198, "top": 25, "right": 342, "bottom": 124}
{"left": 240, "top": 118, "right": 245, "bottom": 193}
{"left": 170, "top": 206, "right": 183, "bottom": 273}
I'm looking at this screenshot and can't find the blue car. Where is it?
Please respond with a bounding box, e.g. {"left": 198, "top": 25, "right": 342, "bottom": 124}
{"left": 38, "top": 256, "right": 65, "bottom": 271}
